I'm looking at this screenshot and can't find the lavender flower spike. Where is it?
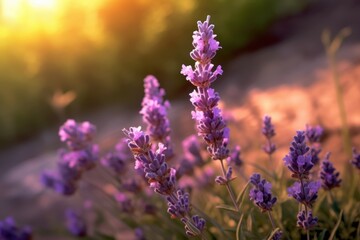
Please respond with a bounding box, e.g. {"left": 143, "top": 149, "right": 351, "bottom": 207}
{"left": 123, "top": 127, "right": 206, "bottom": 237}
{"left": 287, "top": 181, "right": 321, "bottom": 208}
{"left": 0, "top": 217, "right": 32, "bottom": 240}
{"left": 262, "top": 115, "right": 276, "bottom": 155}
{"left": 351, "top": 148, "right": 360, "bottom": 169}
{"left": 283, "top": 131, "right": 314, "bottom": 179}
{"left": 140, "top": 75, "right": 173, "bottom": 158}
{"left": 181, "top": 16, "right": 229, "bottom": 161}
{"left": 297, "top": 210, "right": 318, "bottom": 230}
{"left": 305, "top": 124, "right": 324, "bottom": 144}
{"left": 249, "top": 173, "right": 277, "bottom": 212}
{"left": 320, "top": 152, "right": 341, "bottom": 190}
{"left": 65, "top": 209, "right": 87, "bottom": 237}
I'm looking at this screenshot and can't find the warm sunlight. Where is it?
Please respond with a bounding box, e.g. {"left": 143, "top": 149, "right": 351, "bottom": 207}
{"left": 28, "top": 0, "right": 57, "bottom": 9}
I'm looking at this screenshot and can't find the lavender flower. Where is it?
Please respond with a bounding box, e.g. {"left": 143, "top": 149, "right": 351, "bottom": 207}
{"left": 181, "top": 16, "right": 229, "bottom": 161}
{"left": 228, "top": 145, "right": 243, "bottom": 167}
{"left": 351, "top": 148, "right": 360, "bottom": 169}
{"left": 115, "top": 192, "right": 134, "bottom": 213}
{"left": 287, "top": 181, "right": 321, "bottom": 208}
{"left": 215, "top": 166, "right": 234, "bottom": 185}
{"left": 262, "top": 115, "right": 276, "bottom": 155}
{"left": 135, "top": 228, "right": 146, "bottom": 240}
{"left": 123, "top": 127, "right": 206, "bottom": 236}
{"left": 177, "top": 135, "right": 204, "bottom": 177}
{"left": 283, "top": 131, "right": 314, "bottom": 179}
{"left": 0, "top": 217, "right": 32, "bottom": 240}
{"left": 271, "top": 230, "right": 282, "bottom": 240}
{"left": 320, "top": 153, "right": 341, "bottom": 190}
{"left": 249, "top": 173, "right": 277, "bottom": 212}
{"left": 305, "top": 125, "right": 324, "bottom": 144}
{"left": 65, "top": 209, "right": 87, "bottom": 237}
{"left": 140, "top": 75, "right": 173, "bottom": 158}
{"left": 41, "top": 120, "right": 98, "bottom": 196}
{"left": 297, "top": 210, "right": 318, "bottom": 230}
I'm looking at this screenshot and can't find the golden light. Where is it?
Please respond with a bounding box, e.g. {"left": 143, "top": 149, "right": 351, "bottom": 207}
{"left": 27, "top": 0, "right": 57, "bottom": 9}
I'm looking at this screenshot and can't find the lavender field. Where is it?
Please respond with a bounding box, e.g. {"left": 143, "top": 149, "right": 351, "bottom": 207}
{"left": 1, "top": 0, "right": 360, "bottom": 239}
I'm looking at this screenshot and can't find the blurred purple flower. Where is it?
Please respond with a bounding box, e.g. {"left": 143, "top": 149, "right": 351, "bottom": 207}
{"left": 59, "top": 119, "right": 96, "bottom": 150}
{"left": 262, "top": 115, "right": 276, "bottom": 155}
{"left": 271, "top": 230, "right": 282, "bottom": 240}
{"left": 305, "top": 124, "right": 324, "bottom": 144}
{"left": 351, "top": 148, "right": 360, "bottom": 169}
{"left": 0, "top": 217, "right": 32, "bottom": 240}
{"left": 140, "top": 75, "right": 173, "bottom": 158}
{"left": 215, "top": 166, "right": 234, "bottom": 185}
{"left": 228, "top": 145, "right": 243, "bottom": 167}
{"left": 181, "top": 16, "right": 229, "bottom": 161}
{"left": 65, "top": 209, "right": 87, "bottom": 237}
{"left": 135, "top": 228, "right": 146, "bottom": 240}
{"left": 288, "top": 181, "right": 321, "bottom": 208}
{"left": 297, "top": 210, "right": 318, "bottom": 230}
{"left": 41, "top": 120, "right": 98, "bottom": 196}
{"left": 320, "top": 152, "right": 341, "bottom": 190}
{"left": 283, "top": 131, "right": 314, "bottom": 179}
{"left": 249, "top": 173, "right": 277, "bottom": 212}
{"left": 115, "top": 192, "right": 134, "bottom": 213}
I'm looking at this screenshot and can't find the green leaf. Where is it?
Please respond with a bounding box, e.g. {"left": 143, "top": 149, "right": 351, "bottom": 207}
{"left": 216, "top": 204, "right": 239, "bottom": 214}
{"left": 329, "top": 210, "right": 343, "bottom": 240}
{"left": 236, "top": 214, "right": 245, "bottom": 240}
{"left": 236, "top": 181, "right": 250, "bottom": 205}
{"left": 267, "top": 228, "right": 280, "bottom": 240}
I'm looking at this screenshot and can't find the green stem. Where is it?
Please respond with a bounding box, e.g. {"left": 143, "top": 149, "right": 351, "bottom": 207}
{"left": 220, "top": 159, "right": 239, "bottom": 212}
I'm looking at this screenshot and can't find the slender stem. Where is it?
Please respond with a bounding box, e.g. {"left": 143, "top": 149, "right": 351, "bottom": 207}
{"left": 220, "top": 159, "right": 239, "bottom": 211}
{"left": 300, "top": 178, "right": 310, "bottom": 240}
{"left": 267, "top": 211, "right": 276, "bottom": 229}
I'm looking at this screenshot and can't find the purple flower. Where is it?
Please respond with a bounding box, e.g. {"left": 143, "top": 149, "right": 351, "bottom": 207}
{"left": 181, "top": 16, "right": 229, "bottom": 161}
{"left": 215, "top": 166, "right": 234, "bottom": 185}
{"left": 40, "top": 171, "right": 77, "bottom": 196}
{"left": 297, "top": 210, "right": 318, "bottom": 230}
{"left": 228, "top": 145, "right": 243, "bottom": 167}
{"left": 123, "top": 127, "right": 206, "bottom": 237}
{"left": 0, "top": 217, "right": 32, "bottom": 240}
{"left": 310, "top": 147, "right": 321, "bottom": 165}
{"left": 262, "top": 115, "right": 276, "bottom": 155}
{"left": 184, "top": 215, "right": 206, "bottom": 237}
{"left": 140, "top": 75, "right": 173, "bottom": 158}
{"left": 115, "top": 193, "right": 134, "bottom": 213}
{"left": 65, "top": 209, "right": 87, "bottom": 237}
{"left": 283, "top": 131, "right": 314, "bottom": 179}
{"left": 59, "top": 119, "right": 96, "bottom": 150}
{"left": 288, "top": 181, "right": 321, "bottom": 208}
{"left": 249, "top": 173, "right": 277, "bottom": 212}
{"left": 135, "top": 228, "right": 146, "bottom": 240}
{"left": 351, "top": 148, "right": 360, "bottom": 169}
{"left": 320, "top": 153, "right": 341, "bottom": 190}
{"left": 271, "top": 230, "right": 282, "bottom": 240}
{"left": 305, "top": 125, "right": 324, "bottom": 144}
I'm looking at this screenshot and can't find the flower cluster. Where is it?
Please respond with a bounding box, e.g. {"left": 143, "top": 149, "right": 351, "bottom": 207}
{"left": 351, "top": 148, "right": 360, "bottom": 169}
{"left": 284, "top": 131, "right": 320, "bottom": 230}
{"left": 177, "top": 135, "right": 205, "bottom": 177}
{"left": 283, "top": 131, "right": 314, "bottom": 179}
{"left": 123, "top": 127, "right": 205, "bottom": 237}
{"left": 41, "top": 120, "right": 98, "bottom": 195}
{"left": 262, "top": 115, "right": 276, "bottom": 155}
{"left": 65, "top": 209, "right": 87, "bottom": 237}
{"left": 140, "top": 75, "right": 173, "bottom": 158}
{"left": 297, "top": 210, "right": 318, "bottom": 230}
{"left": 228, "top": 145, "right": 243, "bottom": 167}
{"left": 181, "top": 16, "right": 229, "bottom": 161}
{"left": 0, "top": 217, "right": 32, "bottom": 240}
{"left": 305, "top": 124, "right": 324, "bottom": 165}
{"left": 249, "top": 173, "right": 277, "bottom": 212}
{"left": 101, "top": 138, "right": 131, "bottom": 174}
{"left": 320, "top": 153, "right": 341, "bottom": 190}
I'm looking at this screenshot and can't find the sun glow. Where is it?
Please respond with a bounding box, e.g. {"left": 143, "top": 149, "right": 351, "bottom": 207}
{"left": 28, "top": 0, "right": 57, "bottom": 9}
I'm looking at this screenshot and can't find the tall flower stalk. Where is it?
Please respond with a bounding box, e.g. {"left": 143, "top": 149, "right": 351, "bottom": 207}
{"left": 284, "top": 131, "right": 320, "bottom": 240}
{"left": 181, "top": 15, "right": 239, "bottom": 211}
{"left": 123, "top": 127, "right": 206, "bottom": 238}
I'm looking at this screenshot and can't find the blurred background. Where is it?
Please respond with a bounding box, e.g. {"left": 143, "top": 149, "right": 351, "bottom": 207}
{"left": 0, "top": 0, "right": 308, "bottom": 147}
